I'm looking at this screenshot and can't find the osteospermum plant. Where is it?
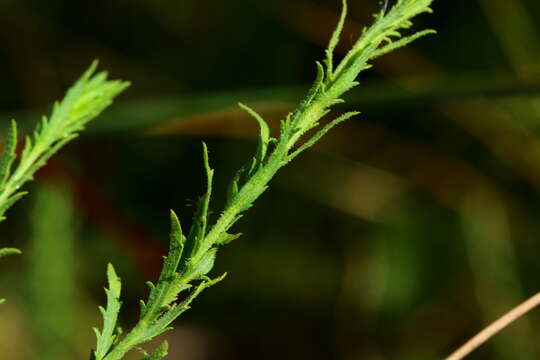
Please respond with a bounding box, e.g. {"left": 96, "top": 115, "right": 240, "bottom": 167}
{"left": 0, "top": 0, "right": 435, "bottom": 358}
{"left": 90, "top": 1, "right": 435, "bottom": 359}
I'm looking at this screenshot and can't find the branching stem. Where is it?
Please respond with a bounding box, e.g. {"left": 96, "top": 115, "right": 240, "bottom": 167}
{"left": 91, "top": 1, "right": 435, "bottom": 359}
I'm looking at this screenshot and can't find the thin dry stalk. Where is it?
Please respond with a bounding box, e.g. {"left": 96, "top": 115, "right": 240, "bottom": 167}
{"left": 446, "top": 292, "right": 540, "bottom": 360}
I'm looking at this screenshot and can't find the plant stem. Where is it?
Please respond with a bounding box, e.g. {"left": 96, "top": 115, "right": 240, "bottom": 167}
{"left": 102, "top": 321, "right": 148, "bottom": 360}
{"left": 0, "top": 144, "right": 43, "bottom": 207}
{"left": 196, "top": 139, "right": 289, "bottom": 261}
{"left": 446, "top": 291, "right": 540, "bottom": 360}
{"left": 101, "top": 118, "right": 292, "bottom": 360}
{"left": 91, "top": 1, "right": 435, "bottom": 358}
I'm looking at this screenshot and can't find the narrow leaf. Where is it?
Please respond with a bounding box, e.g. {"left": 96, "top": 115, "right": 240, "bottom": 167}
{"left": 0, "top": 191, "right": 28, "bottom": 222}
{"left": 185, "top": 143, "right": 214, "bottom": 259}
{"left": 238, "top": 103, "right": 271, "bottom": 171}
{"left": 371, "top": 29, "right": 436, "bottom": 59}
{"left": 289, "top": 61, "right": 325, "bottom": 129}
{"left": 0, "top": 120, "right": 18, "bottom": 188}
{"left": 160, "top": 210, "right": 185, "bottom": 277}
{"left": 288, "top": 111, "right": 360, "bottom": 161}
{"left": 226, "top": 173, "right": 241, "bottom": 206}
{"left": 325, "top": 0, "right": 348, "bottom": 79}
{"left": 141, "top": 341, "right": 169, "bottom": 360}
{"left": 0, "top": 248, "right": 22, "bottom": 258}
{"left": 94, "top": 263, "right": 122, "bottom": 360}
{"left": 216, "top": 232, "right": 242, "bottom": 246}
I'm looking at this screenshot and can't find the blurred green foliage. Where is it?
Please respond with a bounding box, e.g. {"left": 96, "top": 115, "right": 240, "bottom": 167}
{"left": 1, "top": 0, "right": 540, "bottom": 359}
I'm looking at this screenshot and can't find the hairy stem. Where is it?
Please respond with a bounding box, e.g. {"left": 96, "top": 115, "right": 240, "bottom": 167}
{"left": 91, "top": 1, "right": 435, "bottom": 359}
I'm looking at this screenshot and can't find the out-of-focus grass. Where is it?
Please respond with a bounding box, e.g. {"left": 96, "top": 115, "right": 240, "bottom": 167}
{"left": 2, "top": 1, "right": 540, "bottom": 359}
{"left": 26, "top": 182, "right": 80, "bottom": 360}
{"left": 5, "top": 72, "right": 540, "bottom": 136}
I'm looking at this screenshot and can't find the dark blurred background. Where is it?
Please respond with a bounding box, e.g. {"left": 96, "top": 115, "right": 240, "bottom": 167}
{"left": 1, "top": 0, "right": 540, "bottom": 359}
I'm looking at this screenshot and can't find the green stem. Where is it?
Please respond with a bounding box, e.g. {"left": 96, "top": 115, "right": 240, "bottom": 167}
{"left": 0, "top": 145, "right": 44, "bottom": 206}
{"left": 195, "top": 137, "right": 290, "bottom": 263}
{"left": 102, "top": 320, "right": 149, "bottom": 360}
{"left": 102, "top": 134, "right": 293, "bottom": 360}
{"left": 92, "top": 1, "right": 435, "bottom": 358}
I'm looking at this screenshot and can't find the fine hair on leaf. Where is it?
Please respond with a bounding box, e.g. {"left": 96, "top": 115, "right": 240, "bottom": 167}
{"left": 88, "top": 1, "right": 435, "bottom": 359}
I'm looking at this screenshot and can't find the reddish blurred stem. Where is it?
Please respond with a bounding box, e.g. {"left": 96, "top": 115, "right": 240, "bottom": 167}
{"left": 446, "top": 292, "right": 540, "bottom": 360}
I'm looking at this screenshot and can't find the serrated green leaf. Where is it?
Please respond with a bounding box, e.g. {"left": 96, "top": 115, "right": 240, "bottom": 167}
{"left": 0, "top": 120, "right": 18, "bottom": 189}
{"left": 141, "top": 273, "right": 226, "bottom": 343}
{"left": 94, "top": 263, "right": 122, "bottom": 360}
{"left": 142, "top": 212, "right": 190, "bottom": 318}
{"left": 89, "top": 2, "right": 435, "bottom": 358}
{"left": 0, "top": 62, "right": 128, "bottom": 226}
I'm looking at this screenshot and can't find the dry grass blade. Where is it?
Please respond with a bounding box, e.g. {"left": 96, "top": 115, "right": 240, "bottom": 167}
{"left": 446, "top": 292, "right": 540, "bottom": 360}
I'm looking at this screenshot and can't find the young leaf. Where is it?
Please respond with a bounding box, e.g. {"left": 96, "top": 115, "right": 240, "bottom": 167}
{"left": 184, "top": 143, "right": 214, "bottom": 262}
{"left": 140, "top": 341, "right": 168, "bottom": 360}
{"left": 0, "top": 192, "right": 28, "bottom": 224}
{"left": 371, "top": 29, "right": 436, "bottom": 59}
{"left": 93, "top": 264, "right": 123, "bottom": 360}
{"left": 162, "top": 210, "right": 185, "bottom": 277}
{"left": 325, "top": 0, "right": 348, "bottom": 79}
{"left": 142, "top": 211, "right": 188, "bottom": 318}
{"left": 238, "top": 102, "right": 271, "bottom": 171}
{"left": 287, "top": 111, "right": 360, "bottom": 161}
{"left": 216, "top": 232, "right": 242, "bottom": 246}
{"left": 0, "top": 120, "right": 18, "bottom": 189}
{"left": 0, "top": 247, "right": 21, "bottom": 258}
